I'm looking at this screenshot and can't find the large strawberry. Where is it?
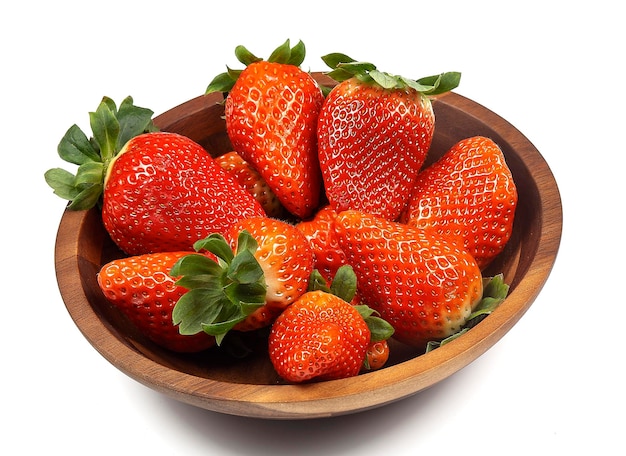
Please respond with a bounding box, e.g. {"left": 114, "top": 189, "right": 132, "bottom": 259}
{"left": 45, "top": 97, "right": 266, "bottom": 255}
{"left": 317, "top": 54, "right": 461, "bottom": 221}
{"left": 206, "top": 40, "right": 324, "bottom": 219}
{"left": 97, "top": 251, "right": 216, "bottom": 353}
{"left": 402, "top": 136, "right": 518, "bottom": 269}
{"left": 170, "top": 216, "right": 314, "bottom": 343}
{"left": 333, "top": 210, "right": 483, "bottom": 348}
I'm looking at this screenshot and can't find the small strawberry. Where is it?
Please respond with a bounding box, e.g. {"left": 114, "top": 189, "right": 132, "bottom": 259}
{"left": 170, "top": 216, "right": 314, "bottom": 343}
{"left": 317, "top": 54, "right": 461, "bottom": 221}
{"left": 295, "top": 205, "right": 348, "bottom": 283}
{"left": 45, "top": 97, "right": 266, "bottom": 255}
{"left": 268, "top": 290, "right": 371, "bottom": 383}
{"left": 402, "top": 136, "right": 518, "bottom": 269}
{"left": 363, "top": 340, "right": 390, "bottom": 372}
{"left": 206, "top": 40, "right": 324, "bottom": 219}
{"left": 97, "top": 251, "right": 216, "bottom": 353}
{"left": 215, "top": 151, "right": 285, "bottom": 218}
{"left": 333, "top": 210, "right": 484, "bottom": 348}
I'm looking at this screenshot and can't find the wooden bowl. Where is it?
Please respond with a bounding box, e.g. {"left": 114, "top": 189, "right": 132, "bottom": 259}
{"left": 54, "top": 74, "right": 562, "bottom": 419}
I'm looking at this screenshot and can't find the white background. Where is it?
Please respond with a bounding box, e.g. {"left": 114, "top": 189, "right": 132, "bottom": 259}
{"left": 2, "top": 1, "right": 623, "bottom": 454}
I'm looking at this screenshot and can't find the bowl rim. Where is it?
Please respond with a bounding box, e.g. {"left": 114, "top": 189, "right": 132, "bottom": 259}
{"left": 54, "top": 90, "right": 563, "bottom": 419}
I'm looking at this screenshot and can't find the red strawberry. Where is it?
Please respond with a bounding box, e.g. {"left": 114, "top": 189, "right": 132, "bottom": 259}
{"left": 97, "top": 251, "right": 216, "bottom": 353}
{"left": 333, "top": 210, "right": 483, "bottom": 348}
{"left": 170, "top": 216, "right": 314, "bottom": 343}
{"left": 45, "top": 97, "right": 266, "bottom": 255}
{"left": 215, "top": 151, "right": 284, "bottom": 218}
{"left": 317, "top": 54, "right": 460, "bottom": 221}
{"left": 101, "top": 132, "right": 266, "bottom": 255}
{"left": 295, "top": 205, "right": 348, "bottom": 283}
{"left": 206, "top": 40, "right": 324, "bottom": 219}
{"left": 268, "top": 290, "right": 371, "bottom": 383}
{"left": 402, "top": 136, "right": 518, "bottom": 269}
{"left": 363, "top": 340, "right": 390, "bottom": 372}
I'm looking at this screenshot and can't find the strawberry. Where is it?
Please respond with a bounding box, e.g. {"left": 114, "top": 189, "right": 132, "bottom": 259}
{"left": 268, "top": 290, "right": 371, "bottom": 383}
{"left": 97, "top": 251, "right": 216, "bottom": 353}
{"left": 317, "top": 54, "right": 461, "bottom": 221}
{"left": 295, "top": 205, "right": 348, "bottom": 283}
{"left": 206, "top": 40, "right": 324, "bottom": 219}
{"left": 333, "top": 210, "right": 484, "bottom": 348}
{"left": 170, "top": 216, "right": 314, "bottom": 343}
{"left": 363, "top": 340, "right": 390, "bottom": 372}
{"left": 45, "top": 97, "right": 265, "bottom": 255}
{"left": 402, "top": 136, "right": 518, "bottom": 269}
{"left": 215, "top": 151, "right": 284, "bottom": 218}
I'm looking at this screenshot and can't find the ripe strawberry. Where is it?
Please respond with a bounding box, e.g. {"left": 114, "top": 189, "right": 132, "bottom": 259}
{"left": 206, "top": 40, "right": 324, "bottom": 219}
{"left": 268, "top": 290, "right": 371, "bottom": 383}
{"left": 45, "top": 97, "right": 266, "bottom": 255}
{"left": 363, "top": 340, "right": 390, "bottom": 372}
{"left": 402, "top": 136, "right": 518, "bottom": 269}
{"left": 215, "top": 151, "right": 284, "bottom": 218}
{"left": 317, "top": 54, "right": 461, "bottom": 221}
{"left": 295, "top": 205, "right": 348, "bottom": 283}
{"left": 170, "top": 216, "right": 314, "bottom": 343}
{"left": 97, "top": 251, "right": 216, "bottom": 353}
{"left": 333, "top": 210, "right": 484, "bottom": 348}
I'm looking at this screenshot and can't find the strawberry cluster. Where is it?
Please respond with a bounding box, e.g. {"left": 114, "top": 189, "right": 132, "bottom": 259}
{"left": 46, "top": 40, "right": 517, "bottom": 384}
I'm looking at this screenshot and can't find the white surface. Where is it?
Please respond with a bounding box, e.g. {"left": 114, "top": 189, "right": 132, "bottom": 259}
{"left": 3, "top": 1, "right": 622, "bottom": 454}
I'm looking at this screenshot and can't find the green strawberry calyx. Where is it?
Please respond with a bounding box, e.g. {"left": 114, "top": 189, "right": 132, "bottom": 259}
{"left": 205, "top": 39, "right": 307, "bottom": 94}
{"left": 44, "top": 96, "right": 157, "bottom": 210}
{"left": 170, "top": 230, "right": 267, "bottom": 345}
{"left": 425, "top": 273, "right": 510, "bottom": 352}
{"left": 321, "top": 52, "right": 461, "bottom": 96}
{"left": 308, "top": 266, "right": 395, "bottom": 343}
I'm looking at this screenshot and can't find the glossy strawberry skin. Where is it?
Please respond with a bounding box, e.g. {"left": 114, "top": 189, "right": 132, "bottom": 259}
{"left": 97, "top": 251, "right": 216, "bottom": 353}
{"left": 225, "top": 61, "right": 324, "bottom": 219}
{"left": 215, "top": 151, "right": 284, "bottom": 218}
{"left": 295, "top": 205, "right": 348, "bottom": 284}
{"left": 334, "top": 210, "right": 483, "bottom": 348}
{"left": 317, "top": 78, "right": 434, "bottom": 221}
{"left": 268, "top": 290, "right": 371, "bottom": 383}
{"left": 403, "top": 136, "right": 518, "bottom": 269}
{"left": 102, "top": 132, "right": 266, "bottom": 255}
{"left": 225, "top": 216, "right": 315, "bottom": 330}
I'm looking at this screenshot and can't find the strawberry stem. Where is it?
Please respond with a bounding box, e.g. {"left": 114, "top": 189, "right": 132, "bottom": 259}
{"left": 44, "top": 96, "right": 157, "bottom": 210}
{"left": 171, "top": 231, "right": 267, "bottom": 345}
{"left": 321, "top": 52, "right": 461, "bottom": 95}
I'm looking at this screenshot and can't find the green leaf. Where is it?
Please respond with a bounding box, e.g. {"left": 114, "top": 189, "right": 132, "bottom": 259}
{"left": 193, "top": 234, "right": 235, "bottom": 264}
{"left": 89, "top": 98, "right": 120, "bottom": 162}
{"left": 44, "top": 168, "right": 79, "bottom": 200}
{"left": 57, "top": 124, "right": 100, "bottom": 165}
{"left": 235, "top": 45, "right": 262, "bottom": 66}
{"left": 267, "top": 39, "right": 292, "bottom": 64}
{"left": 205, "top": 71, "right": 237, "bottom": 94}
{"left": 355, "top": 305, "right": 395, "bottom": 342}
{"left": 116, "top": 96, "right": 157, "bottom": 149}
{"left": 235, "top": 230, "right": 259, "bottom": 256}
{"left": 74, "top": 161, "right": 104, "bottom": 187}
{"left": 369, "top": 70, "right": 398, "bottom": 89}
{"left": 66, "top": 183, "right": 103, "bottom": 210}
{"left": 329, "top": 265, "right": 357, "bottom": 303}
{"left": 417, "top": 71, "right": 461, "bottom": 95}
{"left": 171, "top": 254, "right": 224, "bottom": 290}
{"left": 173, "top": 289, "right": 227, "bottom": 335}
{"left": 287, "top": 40, "right": 306, "bottom": 67}
{"left": 227, "top": 250, "right": 264, "bottom": 284}
{"left": 321, "top": 53, "right": 356, "bottom": 69}
{"left": 308, "top": 270, "right": 331, "bottom": 293}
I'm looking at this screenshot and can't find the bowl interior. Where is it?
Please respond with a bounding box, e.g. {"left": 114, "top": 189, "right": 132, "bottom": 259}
{"left": 55, "top": 74, "right": 562, "bottom": 418}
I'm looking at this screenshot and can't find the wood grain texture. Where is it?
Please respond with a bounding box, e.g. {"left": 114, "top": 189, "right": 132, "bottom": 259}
{"left": 54, "top": 74, "right": 562, "bottom": 419}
